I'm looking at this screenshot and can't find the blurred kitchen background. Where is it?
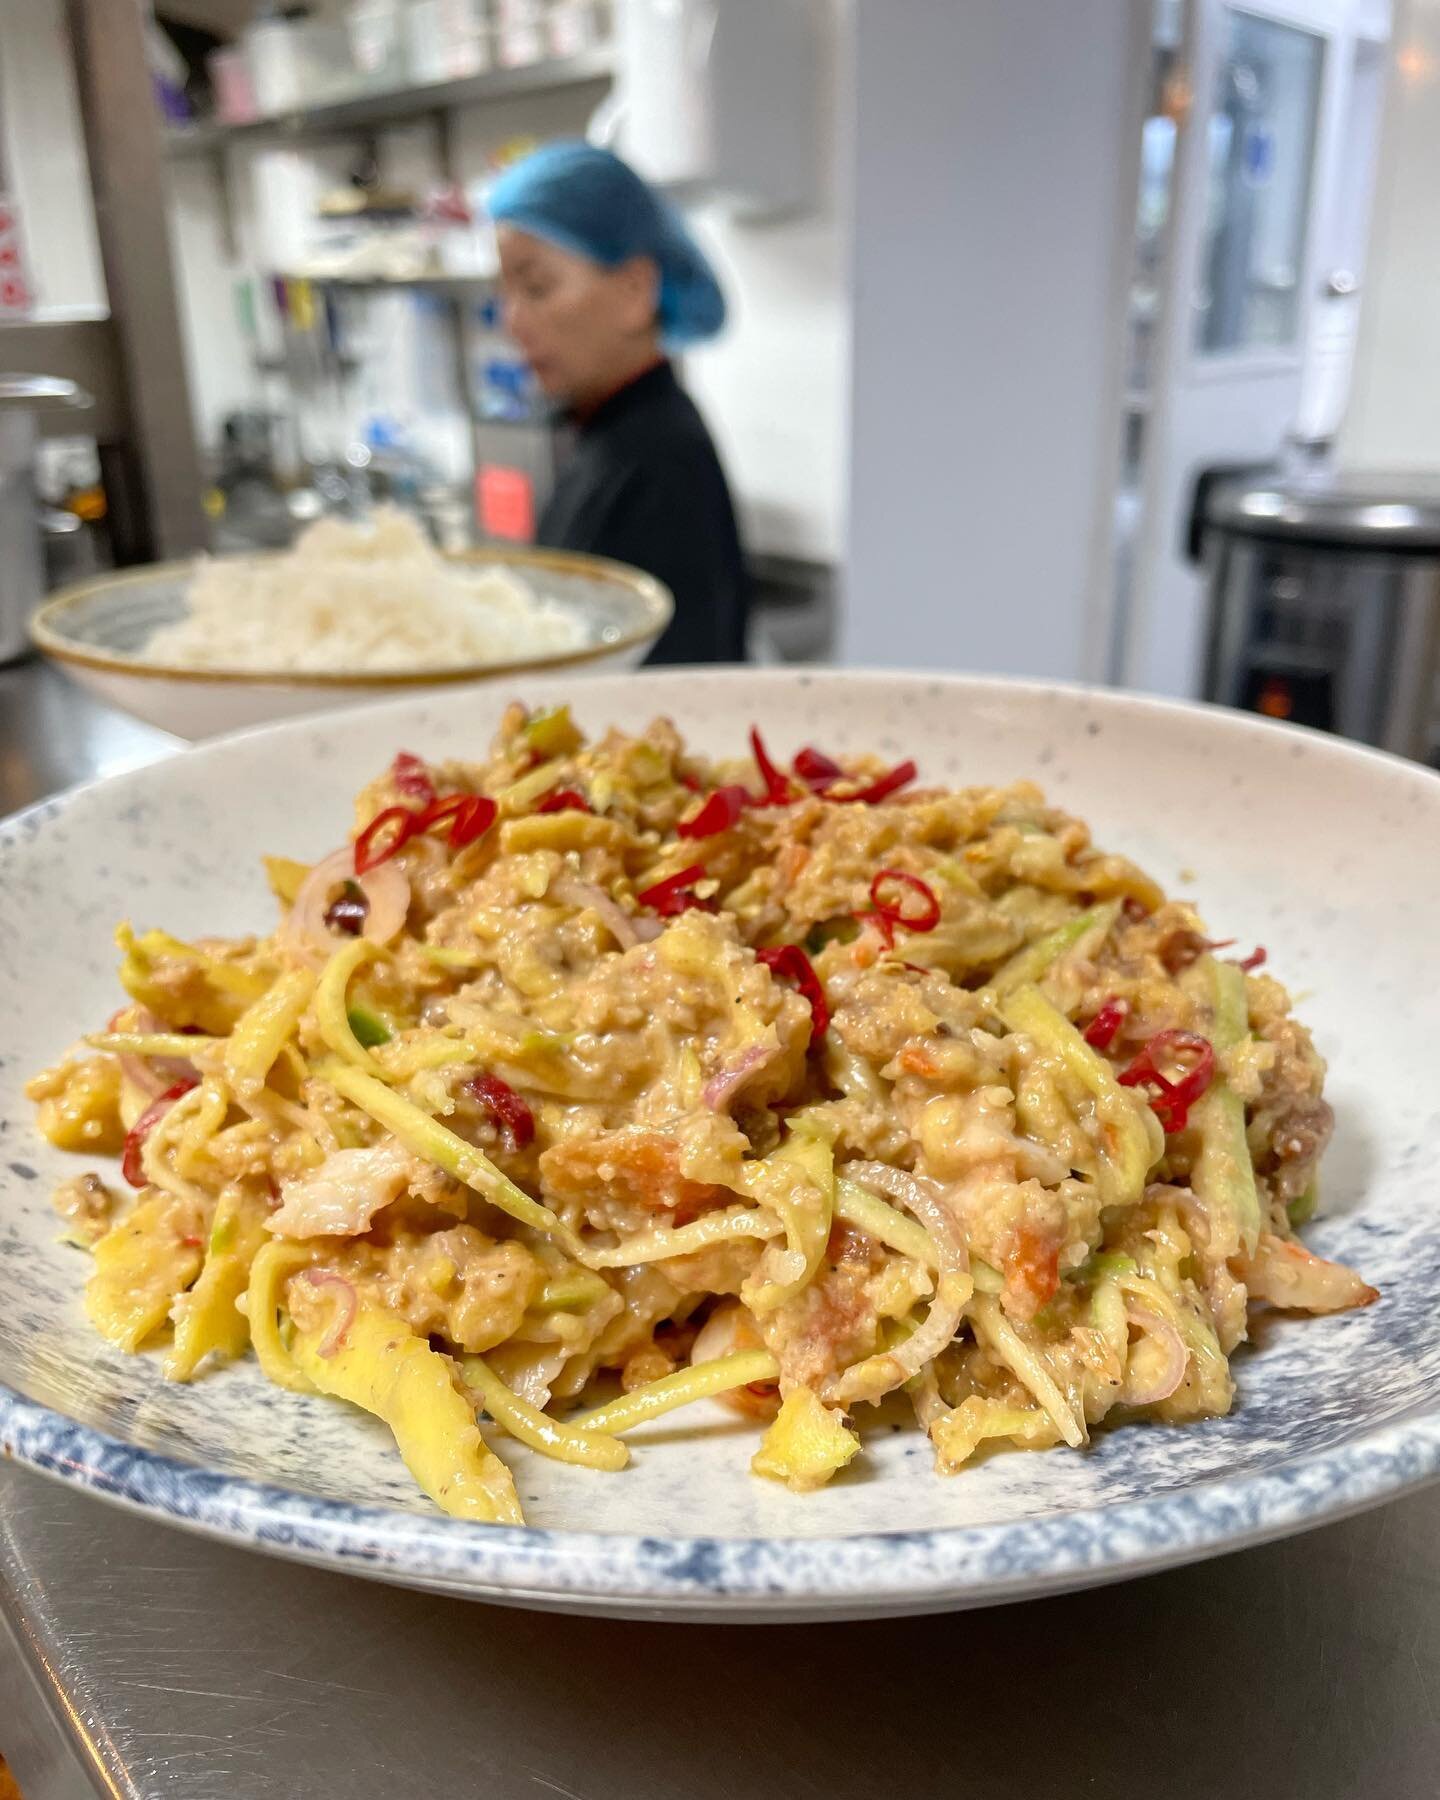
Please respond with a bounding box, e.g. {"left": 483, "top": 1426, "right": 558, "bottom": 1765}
{"left": 3, "top": 0, "right": 1440, "bottom": 749}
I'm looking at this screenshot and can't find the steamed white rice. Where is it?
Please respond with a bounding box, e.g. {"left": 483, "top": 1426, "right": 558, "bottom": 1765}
{"left": 144, "top": 508, "right": 588, "bottom": 673}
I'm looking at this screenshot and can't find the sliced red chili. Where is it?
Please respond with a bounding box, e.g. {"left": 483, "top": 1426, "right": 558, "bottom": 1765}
{"left": 793, "top": 745, "right": 844, "bottom": 792}
{"left": 637, "top": 864, "right": 715, "bottom": 918}
{"left": 1237, "top": 945, "right": 1267, "bottom": 972}
{"left": 757, "top": 944, "right": 830, "bottom": 1045}
{"left": 390, "top": 751, "right": 436, "bottom": 807}
{"left": 1082, "top": 996, "right": 1129, "bottom": 1051}
{"left": 847, "top": 759, "right": 917, "bottom": 805}
{"left": 677, "top": 783, "right": 751, "bottom": 839}
{"left": 869, "top": 869, "right": 942, "bottom": 949}
{"left": 465, "top": 1072, "right": 535, "bottom": 1151}
{"left": 446, "top": 795, "right": 498, "bottom": 849}
{"left": 414, "top": 792, "right": 497, "bottom": 849}
{"left": 121, "top": 1078, "right": 200, "bottom": 1188}
{"left": 535, "top": 788, "right": 592, "bottom": 815}
{"left": 749, "top": 726, "right": 795, "bottom": 806}
{"left": 678, "top": 772, "right": 702, "bottom": 793}
{"left": 1117, "top": 1029, "right": 1216, "bottom": 1133}
{"left": 354, "top": 805, "right": 418, "bottom": 874}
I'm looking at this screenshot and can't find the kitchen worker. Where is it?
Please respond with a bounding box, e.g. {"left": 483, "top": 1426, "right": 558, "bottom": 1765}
{"left": 489, "top": 141, "right": 748, "bottom": 664}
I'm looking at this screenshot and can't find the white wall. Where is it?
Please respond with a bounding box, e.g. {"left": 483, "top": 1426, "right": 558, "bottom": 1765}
{"left": 679, "top": 0, "right": 850, "bottom": 564}
{"left": 0, "top": 0, "right": 106, "bottom": 316}
{"left": 842, "top": 0, "right": 1147, "bottom": 678}
{"left": 1341, "top": 0, "right": 1440, "bottom": 468}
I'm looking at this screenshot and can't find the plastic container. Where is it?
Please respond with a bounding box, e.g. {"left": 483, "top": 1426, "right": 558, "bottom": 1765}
{"left": 404, "top": 0, "right": 494, "bottom": 83}
{"left": 493, "top": 0, "right": 547, "bottom": 67}
{"left": 346, "top": 0, "right": 409, "bottom": 90}
{"left": 207, "top": 46, "right": 258, "bottom": 124}
{"left": 245, "top": 16, "right": 355, "bottom": 115}
{"left": 548, "top": 0, "right": 605, "bottom": 57}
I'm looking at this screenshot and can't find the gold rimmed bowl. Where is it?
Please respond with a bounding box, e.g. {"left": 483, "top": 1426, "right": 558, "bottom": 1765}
{"left": 31, "top": 544, "right": 673, "bottom": 740}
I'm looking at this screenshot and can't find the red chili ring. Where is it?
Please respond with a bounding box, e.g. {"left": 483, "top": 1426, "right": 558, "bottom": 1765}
{"left": 535, "top": 788, "right": 593, "bottom": 815}
{"left": 793, "top": 745, "right": 844, "bottom": 793}
{"left": 446, "top": 794, "right": 498, "bottom": 849}
{"left": 1083, "top": 996, "right": 1129, "bottom": 1051}
{"left": 677, "top": 783, "right": 750, "bottom": 839}
{"left": 869, "top": 868, "right": 942, "bottom": 942}
{"left": 354, "top": 805, "right": 418, "bottom": 874}
{"left": 637, "top": 864, "right": 715, "bottom": 918}
{"left": 847, "top": 760, "right": 917, "bottom": 805}
{"left": 749, "top": 726, "right": 795, "bottom": 807}
{"left": 1117, "top": 1029, "right": 1216, "bottom": 1132}
{"left": 756, "top": 944, "right": 830, "bottom": 1045}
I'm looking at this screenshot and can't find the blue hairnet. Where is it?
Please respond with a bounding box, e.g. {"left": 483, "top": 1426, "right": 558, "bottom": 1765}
{"left": 488, "top": 142, "right": 726, "bottom": 348}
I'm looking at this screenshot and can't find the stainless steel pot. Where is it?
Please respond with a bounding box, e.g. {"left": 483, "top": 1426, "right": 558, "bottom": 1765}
{"left": 1201, "top": 470, "right": 1440, "bottom": 763}
{"left": 0, "top": 374, "right": 92, "bottom": 663}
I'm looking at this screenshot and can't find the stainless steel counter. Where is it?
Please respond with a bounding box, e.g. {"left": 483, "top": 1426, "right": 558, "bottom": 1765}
{"left": 4, "top": 656, "right": 1440, "bottom": 1799}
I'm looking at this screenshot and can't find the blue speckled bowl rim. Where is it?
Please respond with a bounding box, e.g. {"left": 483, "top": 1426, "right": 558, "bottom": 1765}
{"left": 5, "top": 669, "right": 1440, "bottom": 1617}
{"left": 4, "top": 1381, "right": 1439, "bottom": 1613}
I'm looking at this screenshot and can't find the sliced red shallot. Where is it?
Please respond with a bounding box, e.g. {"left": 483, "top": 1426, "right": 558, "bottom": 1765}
{"left": 1118, "top": 1304, "right": 1188, "bottom": 1405}
{"left": 701, "top": 1044, "right": 775, "bottom": 1112}
{"left": 280, "top": 847, "right": 410, "bottom": 961}
{"left": 549, "top": 876, "right": 640, "bottom": 950}
{"left": 112, "top": 1007, "right": 198, "bottom": 1098}
{"left": 117, "top": 1054, "right": 170, "bottom": 1101}
{"left": 833, "top": 1161, "right": 971, "bottom": 1404}
{"left": 296, "top": 1270, "right": 358, "bottom": 1358}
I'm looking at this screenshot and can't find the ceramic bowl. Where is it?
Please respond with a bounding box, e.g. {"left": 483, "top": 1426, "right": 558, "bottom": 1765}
{"left": 29, "top": 544, "right": 672, "bottom": 740}
{"left": 1, "top": 669, "right": 1436, "bottom": 1620}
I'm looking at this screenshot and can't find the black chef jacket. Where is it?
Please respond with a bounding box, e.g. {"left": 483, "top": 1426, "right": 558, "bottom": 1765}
{"left": 535, "top": 360, "right": 748, "bottom": 664}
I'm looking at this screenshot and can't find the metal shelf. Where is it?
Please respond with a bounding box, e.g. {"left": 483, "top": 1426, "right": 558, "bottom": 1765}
{"left": 277, "top": 271, "right": 497, "bottom": 298}
{"left": 165, "top": 48, "right": 613, "bottom": 156}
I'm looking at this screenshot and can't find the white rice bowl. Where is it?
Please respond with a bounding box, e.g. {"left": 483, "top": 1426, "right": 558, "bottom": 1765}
{"left": 146, "top": 509, "right": 587, "bottom": 674}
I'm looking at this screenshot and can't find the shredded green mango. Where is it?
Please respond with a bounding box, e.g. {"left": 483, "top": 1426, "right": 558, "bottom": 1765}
{"left": 1190, "top": 958, "right": 1262, "bottom": 1259}
{"left": 224, "top": 966, "right": 316, "bottom": 1099}
{"left": 752, "top": 1388, "right": 860, "bottom": 1492}
{"left": 166, "top": 1190, "right": 269, "bottom": 1381}
{"left": 573, "top": 1350, "right": 780, "bottom": 1436}
{"left": 245, "top": 1241, "right": 317, "bottom": 1393}
{"left": 418, "top": 943, "right": 486, "bottom": 971}
{"left": 834, "top": 1177, "right": 937, "bottom": 1269}
{"left": 290, "top": 1295, "right": 522, "bottom": 1524}
{"left": 462, "top": 1355, "right": 627, "bottom": 1471}
{"left": 931, "top": 1396, "right": 1058, "bottom": 1473}
{"left": 984, "top": 900, "right": 1121, "bottom": 1003}
{"left": 316, "top": 939, "right": 386, "bottom": 1074}
{"left": 87, "top": 1031, "right": 225, "bottom": 1058}
{"left": 1000, "top": 983, "right": 1160, "bottom": 1208}
{"left": 85, "top": 1195, "right": 204, "bottom": 1353}
{"left": 739, "top": 1113, "right": 837, "bottom": 1314}
{"left": 321, "top": 1061, "right": 581, "bottom": 1254}
{"left": 499, "top": 761, "right": 573, "bottom": 813}
{"left": 522, "top": 703, "right": 582, "bottom": 760}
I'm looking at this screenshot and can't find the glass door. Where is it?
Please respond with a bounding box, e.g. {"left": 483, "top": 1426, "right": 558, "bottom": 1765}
{"left": 1196, "top": 11, "right": 1326, "bottom": 355}
{"left": 1118, "top": 0, "right": 1390, "bottom": 700}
